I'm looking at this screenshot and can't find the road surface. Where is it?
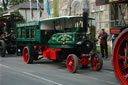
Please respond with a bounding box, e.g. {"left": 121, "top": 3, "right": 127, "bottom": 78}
{"left": 0, "top": 55, "right": 120, "bottom": 85}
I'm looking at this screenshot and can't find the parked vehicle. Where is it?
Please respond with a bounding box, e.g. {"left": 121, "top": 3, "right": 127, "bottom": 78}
{"left": 0, "top": 14, "right": 22, "bottom": 57}
{"left": 16, "top": 16, "right": 103, "bottom": 73}
{"left": 96, "top": 0, "right": 128, "bottom": 84}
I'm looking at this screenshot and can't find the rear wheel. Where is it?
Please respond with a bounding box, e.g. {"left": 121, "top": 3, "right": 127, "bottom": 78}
{"left": 66, "top": 54, "right": 78, "bottom": 73}
{"left": 7, "top": 48, "right": 16, "bottom": 54}
{"left": 113, "top": 28, "right": 128, "bottom": 85}
{"left": 23, "top": 46, "right": 34, "bottom": 64}
{"left": 91, "top": 53, "right": 103, "bottom": 71}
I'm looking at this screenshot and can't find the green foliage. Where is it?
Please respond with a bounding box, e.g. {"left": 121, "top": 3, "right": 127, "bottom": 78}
{"left": 96, "top": 45, "right": 112, "bottom": 54}
{"left": 9, "top": 0, "right": 28, "bottom": 5}
{"left": 9, "top": 0, "right": 43, "bottom": 6}
{"left": 11, "top": 10, "right": 24, "bottom": 21}
{"left": 0, "top": 8, "right": 3, "bottom": 13}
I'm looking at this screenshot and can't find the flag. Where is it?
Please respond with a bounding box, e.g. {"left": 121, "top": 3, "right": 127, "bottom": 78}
{"left": 37, "top": 0, "right": 43, "bottom": 17}
{"left": 31, "top": 8, "right": 34, "bottom": 18}
{"left": 30, "top": 0, "right": 34, "bottom": 18}
{"left": 46, "top": 0, "right": 51, "bottom": 16}
{"left": 39, "top": 4, "right": 43, "bottom": 17}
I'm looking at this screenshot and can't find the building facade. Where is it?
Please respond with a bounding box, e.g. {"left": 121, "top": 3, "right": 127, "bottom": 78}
{"left": 43, "top": 0, "right": 110, "bottom": 34}
{"left": 19, "top": 2, "right": 44, "bottom": 22}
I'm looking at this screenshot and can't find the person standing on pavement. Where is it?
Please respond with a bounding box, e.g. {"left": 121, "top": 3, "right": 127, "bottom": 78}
{"left": 98, "top": 28, "right": 108, "bottom": 58}
{"left": 110, "top": 34, "right": 117, "bottom": 47}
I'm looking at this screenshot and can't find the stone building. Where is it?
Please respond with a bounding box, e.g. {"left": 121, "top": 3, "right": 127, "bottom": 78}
{"left": 89, "top": 0, "right": 110, "bottom": 34}
{"left": 43, "top": 0, "right": 110, "bottom": 33}
{"left": 43, "top": 0, "right": 128, "bottom": 34}
{"left": 19, "top": 2, "right": 44, "bottom": 21}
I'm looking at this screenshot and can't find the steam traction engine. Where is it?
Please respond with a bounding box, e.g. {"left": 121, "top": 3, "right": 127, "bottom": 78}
{"left": 96, "top": 0, "right": 128, "bottom": 84}
{"left": 0, "top": 15, "right": 21, "bottom": 57}
{"left": 16, "top": 16, "right": 103, "bottom": 73}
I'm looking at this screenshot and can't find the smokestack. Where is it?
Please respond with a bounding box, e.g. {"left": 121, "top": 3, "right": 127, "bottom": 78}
{"left": 83, "top": 0, "right": 89, "bottom": 33}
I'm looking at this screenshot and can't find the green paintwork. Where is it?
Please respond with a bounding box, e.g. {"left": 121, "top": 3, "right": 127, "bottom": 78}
{"left": 16, "top": 16, "right": 85, "bottom": 43}
{"left": 16, "top": 21, "right": 39, "bottom": 27}
{"left": 16, "top": 21, "right": 47, "bottom": 44}
{"left": 16, "top": 16, "right": 95, "bottom": 55}
{"left": 48, "top": 33, "right": 75, "bottom": 44}
{"left": 48, "top": 33, "right": 75, "bottom": 48}
{"left": 108, "top": 0, "right": 120, "bottom": 3}
{"left": 48, "top": 27, "right": 84, "bottom": 48}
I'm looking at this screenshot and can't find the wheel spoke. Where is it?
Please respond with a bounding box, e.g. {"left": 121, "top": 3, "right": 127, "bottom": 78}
{"left": 25, "top": 52, "right": 28, "bottom": 57}
{"left": 122, "top": 64, "right": 128, "bottom": 70}
{"left": 124, "top": 74, "right": 128, "bottom": 79}
{"left": 119, "top": 56, "right": 128, "bottom": 60}
{"left": 90, "top": 54, "right": 102, "bottom": 71}
{"left": 123, "top": 73, "right": 128, "bottom": 81}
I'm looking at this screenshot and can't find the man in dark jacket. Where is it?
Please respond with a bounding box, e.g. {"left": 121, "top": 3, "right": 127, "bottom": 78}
{"left": 98, "top": 28, "right": 108, "bottom": 58}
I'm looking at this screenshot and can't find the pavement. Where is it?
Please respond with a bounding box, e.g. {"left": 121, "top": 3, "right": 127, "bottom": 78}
{"left": 102, "top": 54, "right": 114, "bottom": 71}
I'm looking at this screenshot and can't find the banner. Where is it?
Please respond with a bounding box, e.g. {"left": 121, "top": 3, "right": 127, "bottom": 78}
{"left": 46, "top": 0, "right": 51, "bottom": 16}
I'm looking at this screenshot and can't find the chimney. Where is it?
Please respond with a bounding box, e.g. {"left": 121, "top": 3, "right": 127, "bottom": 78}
{"left": 82, "top": 0, "right": 89, "bottom": 33}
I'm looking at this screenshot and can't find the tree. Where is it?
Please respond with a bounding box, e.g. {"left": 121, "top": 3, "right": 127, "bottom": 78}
{"left": 9, "top": 0, "right": 43, "bottom": 6}
{"left": 2, "top": 0, "right": 8, "bottom": 10}
{"left": 1, "top": 0, "right": 44, "bottom": 11}
{"left": 0, "top": 8, "right": 3, "bottom": 13}
{"left": 9, "top": 0, "right": 28, "bottom": 6}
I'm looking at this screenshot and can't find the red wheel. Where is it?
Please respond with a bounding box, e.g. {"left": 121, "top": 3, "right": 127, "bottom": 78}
{"left": 23, "top": 46, "right": 33, "bottom": 64}
{"left": 66, "top": 54, "right": 78, "bottom": 73}
{"left": 91, "top": 54, "right": 103, "bottom": 71}
{"left": 113, "top": 28, "right": 128, "bottom": 85}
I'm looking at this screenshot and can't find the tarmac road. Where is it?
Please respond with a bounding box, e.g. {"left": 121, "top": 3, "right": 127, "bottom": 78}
{"left": 0, "top": 55, "right": 120, "bottom": 85}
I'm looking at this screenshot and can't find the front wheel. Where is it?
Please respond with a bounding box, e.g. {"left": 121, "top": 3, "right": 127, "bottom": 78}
{"left": 91, "top": 53, "right": 103, "bottom": 71}
{"left": 23, "top": 46, "right": 34, "bottom": 64}
{"left": 66, "top": 54, "right": 78, "bottom": 73}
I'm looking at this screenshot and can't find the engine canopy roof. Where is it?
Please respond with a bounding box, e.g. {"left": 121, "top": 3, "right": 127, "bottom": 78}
{"left": 96, "top": 0, "right": 128, "bottom": 6}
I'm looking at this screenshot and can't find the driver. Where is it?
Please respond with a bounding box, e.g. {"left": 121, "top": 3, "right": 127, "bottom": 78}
{"left": 56, "top": 24, "right": 62, "bottom": 30}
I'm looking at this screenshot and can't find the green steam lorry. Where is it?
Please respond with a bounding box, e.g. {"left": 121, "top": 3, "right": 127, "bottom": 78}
{"left": 16, "top": 16, "right": 103, "bottom": 73}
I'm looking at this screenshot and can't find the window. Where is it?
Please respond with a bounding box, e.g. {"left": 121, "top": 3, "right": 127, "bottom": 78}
{"left": 91, "top": 3, "right": 95, "bottom": 12}
{"left": 100, "top": 6, "right": 104, "bottom": 11}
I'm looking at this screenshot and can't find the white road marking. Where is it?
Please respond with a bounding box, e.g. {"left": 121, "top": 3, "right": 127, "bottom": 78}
{"left": 0, "top": 64, "right": 9, "bottom": 68}
{"left": 83, "top": 75, "right": 120, "bottom": 85}
{"left": 23, "top": 72, "right": 63, "bottom": 85}
{"left": 0, "top": 63, "right": 119, "bottom": 85}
